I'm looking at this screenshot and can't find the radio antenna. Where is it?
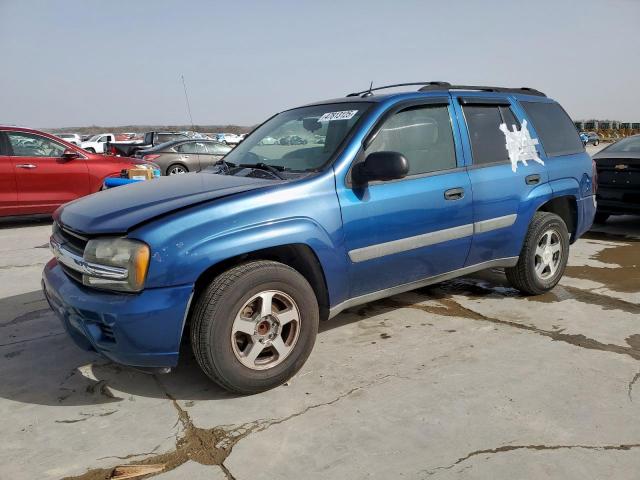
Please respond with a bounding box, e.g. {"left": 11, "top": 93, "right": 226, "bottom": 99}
{"left": 181, "top": 74, "right": 195, "bottom": 131}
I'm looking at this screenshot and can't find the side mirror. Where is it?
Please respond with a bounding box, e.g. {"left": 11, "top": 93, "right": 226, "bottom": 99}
{"left": 62, "top": 148, "right": 79, "bottom": 159}
{"left": 353, "top": 151, "right": 409, "bottom": 184}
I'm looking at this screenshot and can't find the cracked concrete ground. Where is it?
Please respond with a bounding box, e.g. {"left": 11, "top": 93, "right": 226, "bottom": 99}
{"left": 1, "top": 211, "right": 639, "bottom": 480}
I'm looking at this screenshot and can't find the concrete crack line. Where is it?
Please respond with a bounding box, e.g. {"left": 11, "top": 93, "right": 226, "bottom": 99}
{"left": 383, "top": 297, "right": 640, "bottom": 362}
{"left": 62, "top": 374, "right": 399, "bottom": 480}
{"left": 425, "top": 443, "right": 640, "bottom": 475}
{"left": 0, "top": 262, "right": 46, "bottom": 270}
{"left": 628, "top": 371, "right": 640, "bottom": 401}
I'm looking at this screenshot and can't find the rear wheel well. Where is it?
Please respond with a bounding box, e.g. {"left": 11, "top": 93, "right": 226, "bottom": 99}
{"left": 537, "top": 196, "right": 577, "bottom": 241}
{"left": 191, "top": 244, "right": 330, "bottom": 323}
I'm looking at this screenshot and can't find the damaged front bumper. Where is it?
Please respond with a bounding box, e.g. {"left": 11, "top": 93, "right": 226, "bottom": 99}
{"left": 42, "top": 258, "right": 193, "bottom": 368}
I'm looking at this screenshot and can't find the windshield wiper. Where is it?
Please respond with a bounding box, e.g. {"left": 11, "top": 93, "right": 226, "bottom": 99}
{"left": 239, "top": 162, "right": 287, "bottom": 180}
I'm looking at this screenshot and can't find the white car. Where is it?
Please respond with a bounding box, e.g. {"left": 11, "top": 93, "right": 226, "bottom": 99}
{"left": 80, "top": 133, "right": 115, "bottom": 153}
{"left": 259, "top": 136, "right": 279, "bottom": 145}
{"left": 55, "top": 133, "right": 81, "bottom": 146}
{"left": 221, "top": 133, "right": 243, "bottom": 145}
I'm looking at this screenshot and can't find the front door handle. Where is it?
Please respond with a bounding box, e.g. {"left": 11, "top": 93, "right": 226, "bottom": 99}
{"left": 16, "top": 164, "right": 37, "bottom": 169}
{"left": 525, "top": 174, "right": 540, "bottom": 185}
{"left": 444, "top": 187, "right": 465, "bottom": 200}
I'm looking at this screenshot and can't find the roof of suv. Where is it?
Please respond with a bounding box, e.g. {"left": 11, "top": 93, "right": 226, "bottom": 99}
{"left": 306, "top": 82, "right": 550, "bottom": 107}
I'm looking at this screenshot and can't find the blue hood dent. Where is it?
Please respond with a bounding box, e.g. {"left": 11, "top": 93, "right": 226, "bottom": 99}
{"left": 57, "top": 173, "right": 278, "bottom": 234}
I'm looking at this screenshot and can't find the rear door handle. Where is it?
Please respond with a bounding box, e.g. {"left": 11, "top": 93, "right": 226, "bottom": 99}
{"left": 525, "top": 174, "right": 540, "bottom": 185}
{"left": 16, "top": 164, "right": 37, "bottom": 169}
{"left": 444, "top": 187, "right": 465, "bottom": 200}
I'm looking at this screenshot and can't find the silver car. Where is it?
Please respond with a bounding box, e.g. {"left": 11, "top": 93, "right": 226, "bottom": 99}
{"left": 138, "top": 139, "right": 232, "bottom": 175}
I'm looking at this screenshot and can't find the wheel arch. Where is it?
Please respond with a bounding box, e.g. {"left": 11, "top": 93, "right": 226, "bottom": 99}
{"left": 191, "top": 243, "right": 331, "bottom": 323}
{"left": 536, "top": 195, "right": 578, "bottom": 242}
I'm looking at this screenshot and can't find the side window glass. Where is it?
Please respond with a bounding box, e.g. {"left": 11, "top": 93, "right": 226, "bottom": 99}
{"left": 177, "top": 142, "right": 205, "bottom": 154}
{"left": 205, "top": 143, "right": 230, "bottom": 155}
{"left": 462, "top": 105, "right": 512, "bottom": 166}
{"left": 520, "top": 101, "right": 584, "bottom": 157}
{"left": 366, "top": 105, "right": 457, "bottom": 176}
{"left": 500, "top": 106, "right": 520, "bottom": 129}
{"left": 7, "top": 132, "right": 66, "bottom": 157}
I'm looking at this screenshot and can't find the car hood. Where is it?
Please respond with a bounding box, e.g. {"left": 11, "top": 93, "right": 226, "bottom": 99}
{"left": 56, "top": 173, "right": 279, "bottom": 234}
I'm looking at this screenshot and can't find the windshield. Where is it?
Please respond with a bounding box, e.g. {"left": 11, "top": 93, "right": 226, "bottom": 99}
{"left": 88, "top": 134, "right": 102, "bottom": 141}
{"left": 605, "top": 136, "right": 640, "bottom": 153}
{"left": 223, "top": 103, "right": 370, "bottom": 172}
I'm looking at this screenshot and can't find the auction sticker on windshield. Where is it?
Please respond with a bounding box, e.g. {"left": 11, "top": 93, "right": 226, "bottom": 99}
{"left": 318, "top": 110, "right": 358, "bottom": 122}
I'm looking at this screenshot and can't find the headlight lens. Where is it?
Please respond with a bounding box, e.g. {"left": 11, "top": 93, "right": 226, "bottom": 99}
{"left": 83, "top": 238, "right": 150, "bottom": 292}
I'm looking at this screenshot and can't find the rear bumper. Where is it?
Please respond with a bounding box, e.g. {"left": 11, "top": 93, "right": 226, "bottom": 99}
{"left": 597, "top": 188, "right": 640, "bottom": 215}
{"left": 42, "top": 259, "right": 193, "bottom": 368}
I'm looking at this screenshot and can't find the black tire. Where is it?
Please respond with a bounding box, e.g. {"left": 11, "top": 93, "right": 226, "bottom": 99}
{"left": 594, "top": 140, "right": 599, "bottom": 146}
{"left": 190, "top": 260, "right": 319, "bottom": 394}
{"left": 166, "top": 163, "right": 188, "bottom": 175}
{"left": 85, "top": 147, "right": 95, "bottom": 153}
{"left": 506, "top": 212, "right": 570, "bottom": 295}
{"left": 594, "top": 212, "right": 609, "bottom": 224}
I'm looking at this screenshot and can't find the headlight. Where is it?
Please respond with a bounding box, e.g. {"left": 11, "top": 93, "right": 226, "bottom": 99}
{"left": 83, "top": 238, "right": 150, "bottom": 292}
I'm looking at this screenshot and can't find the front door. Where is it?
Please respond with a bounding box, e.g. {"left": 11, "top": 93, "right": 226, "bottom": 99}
{"left": 0, "top": 132, "right": 18, "bottom": 215}
{"left": 7, "top": 131, "right": 90, "bottom": 214}
{"left": 336, "top": 100, "right": 473, "bottom": 298}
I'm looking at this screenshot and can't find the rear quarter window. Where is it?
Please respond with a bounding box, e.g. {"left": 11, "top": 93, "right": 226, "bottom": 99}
{"left": 520, "top": 101, "right": 584, "bottom": 157}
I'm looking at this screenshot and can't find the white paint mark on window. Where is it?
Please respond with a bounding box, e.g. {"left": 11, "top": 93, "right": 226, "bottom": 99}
{"left": 499, "top": 119, "right": 544, "bottom": 172}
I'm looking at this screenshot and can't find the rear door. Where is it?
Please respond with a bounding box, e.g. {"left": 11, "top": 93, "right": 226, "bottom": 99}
{"left": 336, "top": 98, "right": 474, "bottom": 298}
{"left": 7, "top": 131, "right": 90, "bottom": 213}
{"left": 0, "top": 131, "right": 19, "bottom": 215}
{"left": 453, "top": 95, "right": 549, "bottom": 265}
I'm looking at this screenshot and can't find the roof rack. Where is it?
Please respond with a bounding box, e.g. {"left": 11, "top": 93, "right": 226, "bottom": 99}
{"left": 346, "top": 82, "right": 546, "bottom": 98}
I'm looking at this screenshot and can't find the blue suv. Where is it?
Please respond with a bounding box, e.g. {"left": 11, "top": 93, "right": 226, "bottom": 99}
{"left": 43, "top": 82, "right": 596, "bottom": 393}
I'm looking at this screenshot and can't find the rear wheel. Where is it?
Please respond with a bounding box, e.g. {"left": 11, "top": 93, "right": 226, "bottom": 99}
{"left": 190, "top": 261, "right": 319, "bottom": 394}
{"left": 594, "top": 212, "right": 609, "bottom": 224}
{"left": 167, "top": 163, "right": 188, "bottom": 175}
{"left": 506, "top": 212, "right": 570, "bottom": 295}
{"left": 593, "top": 140, "right": 600, "bottom": 146}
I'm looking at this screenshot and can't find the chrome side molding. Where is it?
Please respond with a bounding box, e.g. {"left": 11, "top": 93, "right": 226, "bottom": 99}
{"left": 328, "top": 256, "right": 519, "bottom": 319}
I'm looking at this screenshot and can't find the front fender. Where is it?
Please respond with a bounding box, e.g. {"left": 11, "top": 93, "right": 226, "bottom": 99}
{"left": 133, "top": 173, "right": 349, "bottom": 306}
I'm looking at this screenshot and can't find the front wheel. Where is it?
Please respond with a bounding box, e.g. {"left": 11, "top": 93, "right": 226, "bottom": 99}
{"left": 506, "top": 212, "right": 570, "bottom": 295}
{"left": 190, "top": 261, "right": 319, "bottom": 394}
{"left": 85, "top": 147, "right": 95, "bottom": 153}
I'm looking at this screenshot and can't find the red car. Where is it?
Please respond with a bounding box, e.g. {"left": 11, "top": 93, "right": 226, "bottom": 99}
{"left": 0, "top": 126, "right": 149, "bottom": 217}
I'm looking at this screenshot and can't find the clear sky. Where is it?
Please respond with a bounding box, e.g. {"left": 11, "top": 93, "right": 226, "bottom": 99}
{"left": 1, "top": 0, "right": 639, "bottom": 128}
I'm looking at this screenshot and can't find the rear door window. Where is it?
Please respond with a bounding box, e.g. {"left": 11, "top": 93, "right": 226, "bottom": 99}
{"left": 462, "top": 105, "right": 518, "bottom": 166}
{"left": 520, "top": 101, "right": 584, "bottom": 157}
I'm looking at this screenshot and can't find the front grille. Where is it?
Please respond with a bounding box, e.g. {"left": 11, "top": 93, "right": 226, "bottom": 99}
{"left": 53, "top": 222, "right": 88, "bottom": 256}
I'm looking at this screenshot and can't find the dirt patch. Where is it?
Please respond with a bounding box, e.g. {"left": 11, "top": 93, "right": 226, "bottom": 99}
{"left": 565, "top": 241, "right": 640, "bottom": 293}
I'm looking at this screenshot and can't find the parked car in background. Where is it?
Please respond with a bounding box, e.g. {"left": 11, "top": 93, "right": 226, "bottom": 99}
{"left": 580, "top": 131, "right": 600, "bottom": 146}
{"left": 109, "top": 131, "right": 189, "bottom": 157}
{"left": 279, "top": 135, "right": 308, "bottom": 145}
{"left": 216, "top": 133, "right": 243, "bottom": 145}
{"left": 258, "top": 136, "right": 278, "bottom": 145}
{"left": 81, "top": 133, "right": 115, "bottom": 153}
{"left": 55, "top": 133, "right": 81, "bottom": 146}
{"left": 0, "top": 126, "right": 153, "bottom": 217}
{"left": 43, "top": 82, "right": 595, "bottom": 394}
{"left": 592, "top": 134, "right": 640, "bottom": 222}
{"left": 139, "top": 139, "right": 232, "bottom": 175}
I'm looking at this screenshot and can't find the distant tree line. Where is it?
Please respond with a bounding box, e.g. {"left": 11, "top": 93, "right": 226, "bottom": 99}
{"left": 46, "top": 124, "right": 254, "bottom": 135}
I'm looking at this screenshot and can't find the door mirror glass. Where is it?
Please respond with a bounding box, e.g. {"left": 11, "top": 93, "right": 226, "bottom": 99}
{"left": 353, "top": 151, "right": 409, "bottom": 184}
{"left": 62, "top": 148, "right": 79, "bottom": 159}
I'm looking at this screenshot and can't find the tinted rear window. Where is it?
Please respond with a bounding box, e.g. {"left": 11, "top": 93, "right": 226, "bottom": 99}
{"left": 520, "top": 102, "right": 583, "bottom": 157}
{"left": 463, "top": 105, "right": 511, "bottom": 166}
